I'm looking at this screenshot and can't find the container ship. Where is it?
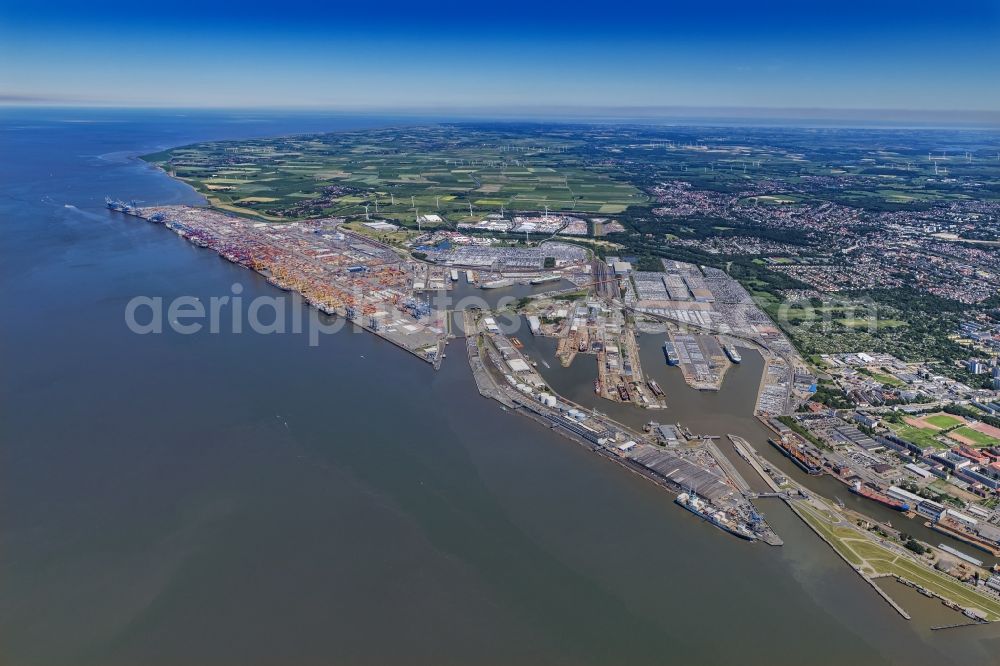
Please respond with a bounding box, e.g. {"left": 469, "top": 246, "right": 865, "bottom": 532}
{"left": 663, "top": 341, "right": 679, "bottom": 365}
{"left": 768, "top": 437, "right": 823, "bottom": 475}
{"left": 105, "top": 196, "right": 138, "bottom": 213}
{"left": 675, "top": 492, "right": 757, "bottom": 541}
{"left": 849, "top": 481, "right": 909, "bottom": 511}
{"left": 723, "top": 344, "right": 742, "bottom": 363}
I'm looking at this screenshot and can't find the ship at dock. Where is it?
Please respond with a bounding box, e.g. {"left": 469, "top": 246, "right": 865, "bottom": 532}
{"left": 675, "top": 492, "right": 757, "bottom": 541}
{"left": 480, "top": 278, "right": 514, "bottom": 289}
{"left": 849, "top": 481, "right": 909, "bottom": 511}
{"left": 723, "top": 344, "right": 742, "bottom": 363}
{"left": 105, "top": 196, "right": 139, "bottom": 214}
{"left": 646, "top": 379, "right": 664, "bottom": 397}
{"left": 662, "top": 341, "right": 679, "bottom": 365}
{"left": 530, "top": 275, "right": 561, "bottom": 285}
{"left": 768, "top": 437, "right": 823, "bottom": 475}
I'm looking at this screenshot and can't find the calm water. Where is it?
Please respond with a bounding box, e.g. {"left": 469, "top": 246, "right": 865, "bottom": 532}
{"left": 2, "top": 109, "right": 999, "bottom": 665}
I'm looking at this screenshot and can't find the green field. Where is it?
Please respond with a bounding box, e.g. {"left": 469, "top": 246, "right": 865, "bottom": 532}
{"left": 890, "top": 423, "right": 948, "bottom": 449}
{"left": 861, "top": 369, "right": 905, "bottom": 387}
{"left": 925, "top": 414, "right": 964, "bottom": 429}
{"left": 143, "top": 126, "right": 646, "bottom": 225}
{"left": 794, "top": 501, "right": 1000, "bottom": 621}
{"left": 950, "top": 425, "right": 1000, "bottom": 448}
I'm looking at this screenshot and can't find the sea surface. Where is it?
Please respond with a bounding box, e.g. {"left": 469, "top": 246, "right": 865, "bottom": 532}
{"left": 2, "top": 108, "right": 999, "bottom": 665}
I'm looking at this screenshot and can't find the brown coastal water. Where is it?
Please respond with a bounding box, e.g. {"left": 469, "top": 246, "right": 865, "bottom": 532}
{"left": 2, "top": 109, "right": 1000, "bottom": 665}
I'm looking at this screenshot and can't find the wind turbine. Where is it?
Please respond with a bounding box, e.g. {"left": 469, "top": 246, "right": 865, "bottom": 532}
{"left": 364, "top": 204, "right": 370, "bottom": 220}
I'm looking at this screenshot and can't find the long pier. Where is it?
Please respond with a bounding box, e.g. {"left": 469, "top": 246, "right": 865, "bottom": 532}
{"left": 728, "top": 434, "right": 782, "bottom": 492}
{"left": 705, "top": 440, "right": 751, "bottom": 494}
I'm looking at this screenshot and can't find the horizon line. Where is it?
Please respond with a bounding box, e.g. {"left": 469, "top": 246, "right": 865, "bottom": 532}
{"left": 3, "top": 101, "right": 999, "bottom": 128}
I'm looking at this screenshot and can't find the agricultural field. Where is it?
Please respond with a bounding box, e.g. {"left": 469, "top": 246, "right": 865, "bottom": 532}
{"left": 142, "top": 125, "right": 646, "bottom": 225}
{"left": 142, "top": 122, "right": 999, "bottom": 389}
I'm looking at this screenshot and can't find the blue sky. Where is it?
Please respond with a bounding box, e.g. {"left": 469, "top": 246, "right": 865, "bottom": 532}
{"left": 2, "top": 1, "right": 998, "bottom": 113}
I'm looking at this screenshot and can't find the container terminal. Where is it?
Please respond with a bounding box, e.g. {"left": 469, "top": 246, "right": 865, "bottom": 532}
{"left": 110, "top": 203, "right": 449, "bottom": 364}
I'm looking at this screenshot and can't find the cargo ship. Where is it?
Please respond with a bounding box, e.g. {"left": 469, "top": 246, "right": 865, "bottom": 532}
{"left": 675, "top": 492, "right": 757, "bottom": 541}
{"left": 105, "top": 196, "right": 137, "bottom": 212}
{"left": 723, "top": 344, "right": 742, "bottom": 363}
{"left": 530, "top": 275, "right": 561, "bottom": 285}
{"left": 849, "top": 481, "right": 909, "bottom": 511}
{"left": 768, "top": 437, "right": 823, "bottom": 475}
{"left": 663, "top": 341, "right": 679, "bottom": 365}
{"left": 480, "top": 278, "right": 514, "bottom": 289}
{"left": 646, "top": 379, "right": 664, "bottom": 397}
